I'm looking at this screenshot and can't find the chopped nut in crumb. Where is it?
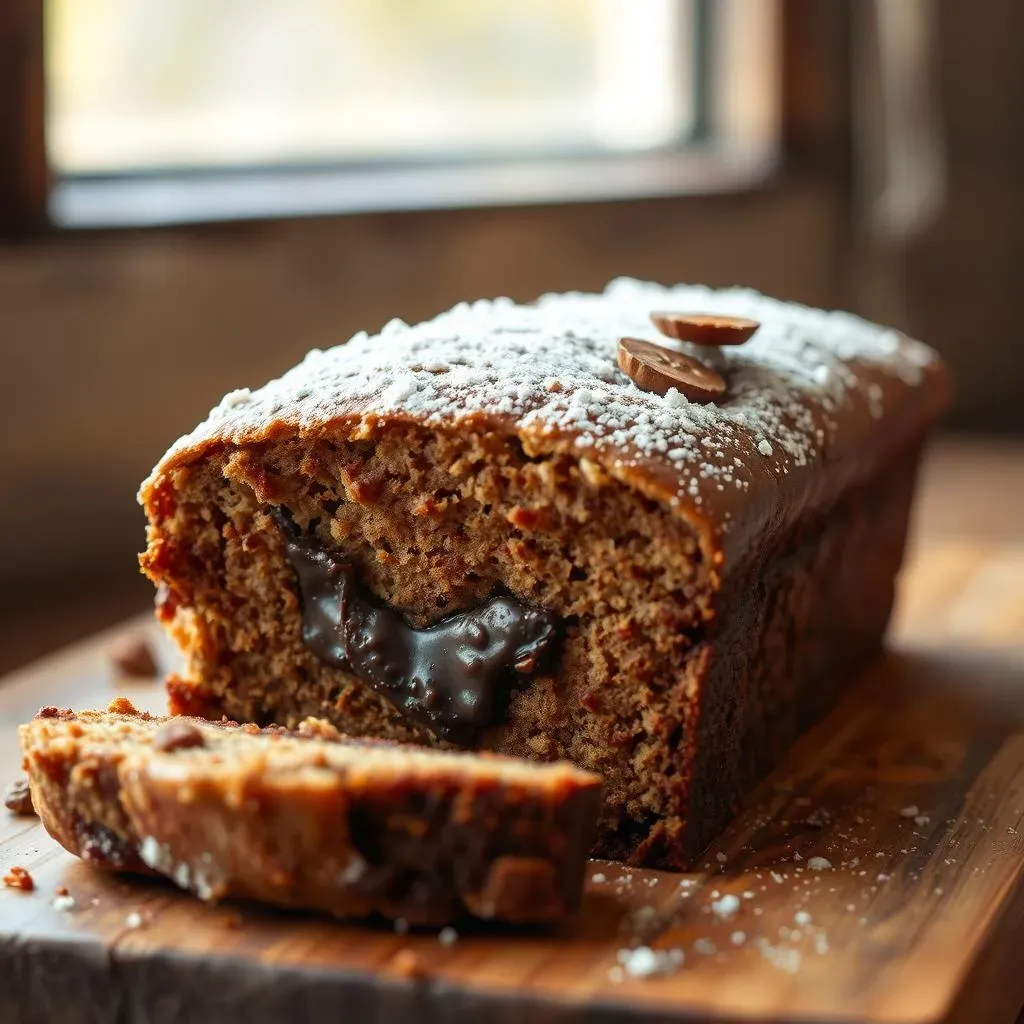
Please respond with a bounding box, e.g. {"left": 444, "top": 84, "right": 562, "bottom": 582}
{"left": 295, "top": 718, "right": 344, "bottom": 742}
{"left": 106, "top": 696, "right": 141, "bottom": 717}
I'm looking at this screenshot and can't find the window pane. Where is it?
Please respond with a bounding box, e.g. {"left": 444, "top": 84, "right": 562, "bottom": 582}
{"left": 47, "top": 0, "right": 696, "bottom": 174}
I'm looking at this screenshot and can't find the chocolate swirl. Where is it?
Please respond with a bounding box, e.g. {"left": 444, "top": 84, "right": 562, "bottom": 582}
{"left": 272, "top": 510, "right": 556, "bottom": 743}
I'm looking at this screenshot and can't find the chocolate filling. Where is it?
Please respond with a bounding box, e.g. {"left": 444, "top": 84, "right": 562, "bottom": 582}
{"left": 272, "top": 510, "right": 556, "bottom": 743}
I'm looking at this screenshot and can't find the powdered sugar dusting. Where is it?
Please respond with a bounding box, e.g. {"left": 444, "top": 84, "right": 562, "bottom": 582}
{"left": 149, "top": 279, "right": 940, "bottom": 513}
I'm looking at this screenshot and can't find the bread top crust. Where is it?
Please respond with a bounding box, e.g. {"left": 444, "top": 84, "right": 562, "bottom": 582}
{"left": 140, "top": 279, "right": 949, "bottom": 565}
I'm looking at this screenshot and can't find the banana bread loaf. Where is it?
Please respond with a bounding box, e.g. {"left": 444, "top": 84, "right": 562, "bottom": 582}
{"left": 20, "top": 700, "right": 600, "bottom": 924}
{"left": 139, "top": 279, "right": 949, "bottom": 869}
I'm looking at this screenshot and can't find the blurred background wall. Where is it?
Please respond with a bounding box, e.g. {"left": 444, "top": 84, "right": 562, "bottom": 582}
{"left": 0, "top": 0, "right": 1021, "bottom": 672}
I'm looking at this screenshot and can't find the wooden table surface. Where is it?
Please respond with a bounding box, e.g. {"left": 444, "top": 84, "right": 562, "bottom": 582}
{"left": 1, "top": 439, "right": 1023, "bottom": 1024}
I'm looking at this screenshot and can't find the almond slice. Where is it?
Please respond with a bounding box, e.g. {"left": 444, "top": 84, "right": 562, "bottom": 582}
{"left": 617, "top": 338, "right": 726, "bottom": 403}
{"left": 650, "top": 312, "right": 759, "bottom": 347}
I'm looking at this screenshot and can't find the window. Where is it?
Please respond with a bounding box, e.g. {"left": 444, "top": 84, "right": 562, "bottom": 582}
{"left": 42, "top": 0, "right": 780, "bottom": 226}
{"left": 50, "top": 0, "right": 699, "bottom": 170}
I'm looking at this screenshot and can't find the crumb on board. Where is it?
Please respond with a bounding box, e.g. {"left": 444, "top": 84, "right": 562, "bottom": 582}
{"left": 391, "top": 949, "right": 427, "bottom": 979}
{"left": 3, "top": 777, "right": 36, "bottom": 817}
{"left": 108, "top": 633, "right": 159, "bottom": 679}
{"left": 3, "top": 866, "right": 34, "bottom": 891}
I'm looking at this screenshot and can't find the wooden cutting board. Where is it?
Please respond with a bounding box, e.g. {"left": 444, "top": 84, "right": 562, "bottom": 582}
{"left": 2, "top": 536, "right": 1024, "bottom": 1024}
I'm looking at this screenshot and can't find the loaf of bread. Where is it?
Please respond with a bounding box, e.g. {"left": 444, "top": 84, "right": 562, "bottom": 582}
{"left": 139, "top": 279, "right": 949, "bottom": 868}
{"left": 20, "top": 700, "right": 601, "bottom": 923}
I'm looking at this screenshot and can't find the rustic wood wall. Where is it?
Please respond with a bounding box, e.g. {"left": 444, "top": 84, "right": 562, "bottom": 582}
{"left": 901, "top": 0, "right": 1024, "bottom": 436}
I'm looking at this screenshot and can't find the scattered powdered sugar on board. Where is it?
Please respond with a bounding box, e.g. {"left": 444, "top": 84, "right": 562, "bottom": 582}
{"left": 710, "top": 893, "right": 741, "bottom": 919}
{"left": 148, "top": 279, "right": 941, "bottom": 515}
{"left": 613, "top": 946, "right": 685, "bottom": 980}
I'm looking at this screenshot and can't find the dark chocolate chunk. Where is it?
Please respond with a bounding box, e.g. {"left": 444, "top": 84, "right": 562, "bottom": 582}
{"left": 75, "top": 821, "right": 137, "bottom": 869}
{"left": 152, "top": 720, "right": 206, "bottom": 753}
{"left": 36, "top": 706, "right": 75, "bottom": 721}
{"left": 341, "top": 580, "right": 555, "bottom": 743}
{"left": 649, "top": 311, "right": 760, "bottom": 347}
{"left": 617, "top": 337, "right": 727, "bottom": 402}
{"left": 272, "top": 517, "right": 350, "bottom": 669}
{"left": 273, "top": 510, "right": 556, "bottom": 743}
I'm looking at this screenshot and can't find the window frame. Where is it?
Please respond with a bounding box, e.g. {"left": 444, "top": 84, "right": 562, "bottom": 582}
{"left": 0, "top": 0, "right": 48, "bottom": 234}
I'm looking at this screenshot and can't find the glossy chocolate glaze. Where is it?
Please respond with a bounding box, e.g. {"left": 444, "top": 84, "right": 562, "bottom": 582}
{"left": 273, "top": 510, "right": 556, "bottom": 742}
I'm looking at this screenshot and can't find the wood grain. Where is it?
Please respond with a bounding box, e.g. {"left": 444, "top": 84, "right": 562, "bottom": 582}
{"left": 2, "top": 534, "right": 1024, "bottom": 1023}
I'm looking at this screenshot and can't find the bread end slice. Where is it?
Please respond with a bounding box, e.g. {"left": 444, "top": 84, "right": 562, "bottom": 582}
{"left": 20, "top": 699, "right": 601, "bottom": 925}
